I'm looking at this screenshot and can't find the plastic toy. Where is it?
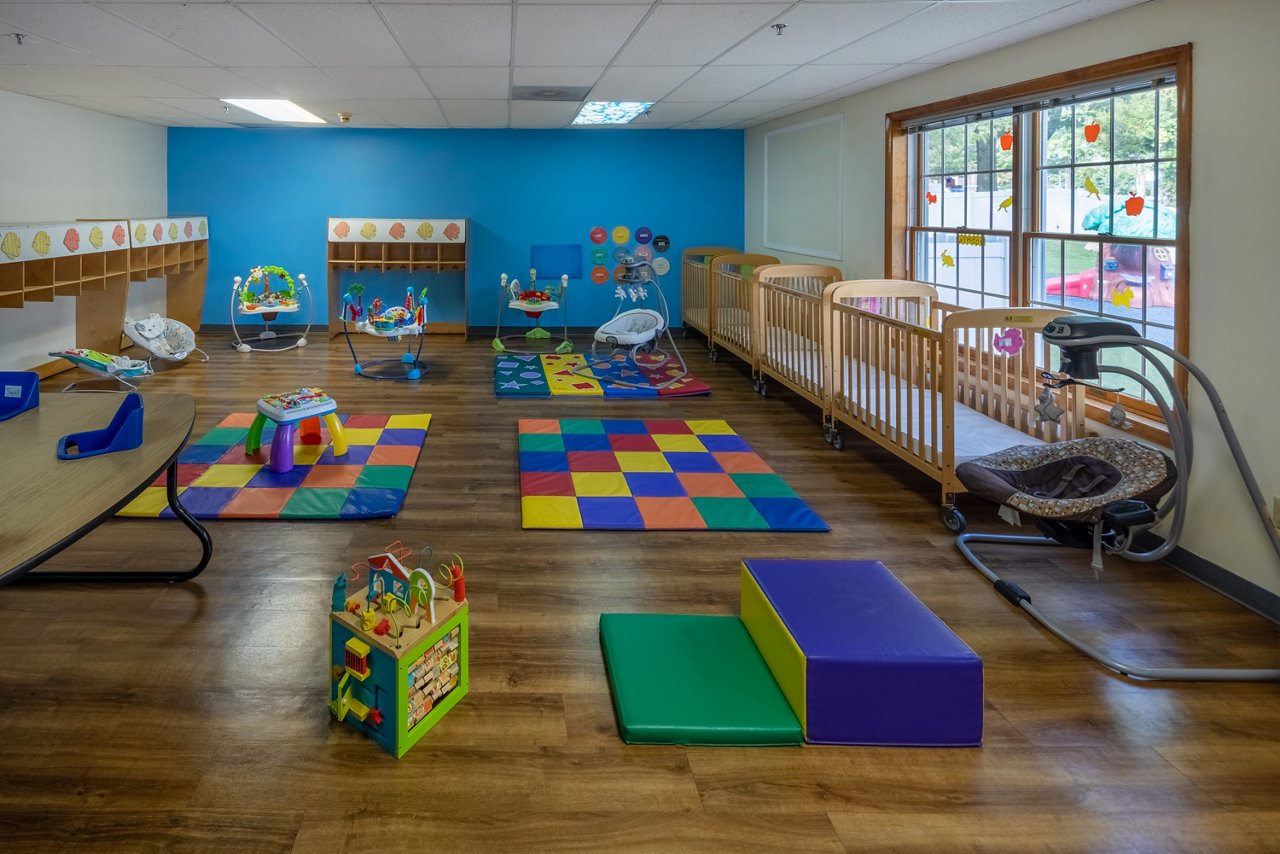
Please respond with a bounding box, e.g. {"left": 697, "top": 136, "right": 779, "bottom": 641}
{"left": 340, "top": 284, "right": 429, "bottom": 381}
{"left": 244, "top": 387, "right": 348, "bottom": 474}
{"left": 491, "top": 269, "right": 572, "bottom": 355}
{"left": 230, "top": 265, "right": 313, "bottom": 353}
{"left": 49, "top": 347, "right": 153, "bottom": 392}
{"left": 0, "top": 371, "right": 39, "bottom": 422}
{"left": 123, "top": 313, "right": 209, "bottom": 365}
{"left": 56, "top": 392, "right": 144, "bottom": 460}
{"left": 329, "top": 542, "right": 469, "bottom": 758}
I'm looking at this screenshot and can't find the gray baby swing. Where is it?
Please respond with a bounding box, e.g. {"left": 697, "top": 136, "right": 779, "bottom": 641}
{"left": 576, "top": 256, "right": 689, "bottom": 391}
{"left": 955, "top": 316, "right": 1279, "bottom": 682}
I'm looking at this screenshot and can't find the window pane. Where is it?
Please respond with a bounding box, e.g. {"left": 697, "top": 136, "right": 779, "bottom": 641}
{"left": 968, "top": 177, "right": 991, "bottom": 231}
{"left": 1158, "top": 86, "right": 1177, "bottom": 160}
{"left": 1040, "top": 166, "right": 1073, "bottom": 233}
{"left": 1114, "top": 90, "right": 1156, "bottom": 162}
{"left": 934, "top": 233, "right": 958, "bottom": 291}
{"left": 1030, "top": 238, "right": 1066, "bottom": 308}
{"left": 1074, "top": 100, "right": 1111, "bottom": 164}
{"left": 994, "top": 117, "right": 1014, "bottom": 171}
{"left": 968, "top": 119, "right": 992, "bottom": 173}
{"left": 1075, "top": 165, "right": 1111, "bottom": 235}
{"left": 993, "top": 171, "right": 1014, "bottom": 227}
{"left": 943, "top": 125, "right": 966, "bottom": 173}
{"left": 1111, "top": 163, "right": 1155, "bottom": 239}
{"left": 923, "top": 176, "right": 944, "bottom": 227}
{"left": 979, "top": 235, "right": 1010, "bottom": 306}
{"left": 1156, "top": 160, "right": 1177, "bottom": 238}
{"left": 943, "top": 176, "right": 966, "bottom": 227}
{"left": 925, "top": 129, "right": 943, "bottom": 174}
{"left": 1042, "top": 105, "right": 1073, "bottom": 166}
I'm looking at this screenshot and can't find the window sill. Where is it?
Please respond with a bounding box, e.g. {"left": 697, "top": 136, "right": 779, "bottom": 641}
{"left": 1085, "top": 400, "right": 1170, "bottom": 447}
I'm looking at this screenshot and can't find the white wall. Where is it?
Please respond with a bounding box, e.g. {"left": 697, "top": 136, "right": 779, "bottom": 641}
{"left": 745, "top": 0, "right": 1280, "bottom": 595}
{"left": 0, "top": 91, "right": 167, "bottom": 371}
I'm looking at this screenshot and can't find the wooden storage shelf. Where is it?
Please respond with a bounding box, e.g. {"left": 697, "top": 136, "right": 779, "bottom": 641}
{"left": 54, "top": 257, "right": 80, "bottom": 285}
{"left": 326, "top": 217, "right": 469, "bottom": 340}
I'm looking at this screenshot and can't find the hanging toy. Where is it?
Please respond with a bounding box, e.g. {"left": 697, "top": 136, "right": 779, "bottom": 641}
{"left": 1034, "top": 385, "right": 1064, "bottom": 424}
{"left": 1109, "top": 400, "right": 1129, "bottom": 429}
{"left": 438, "top": 555, "right": 466, "bottom": 603}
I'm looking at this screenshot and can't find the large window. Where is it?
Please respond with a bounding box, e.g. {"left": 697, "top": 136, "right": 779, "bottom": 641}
{"left": 887, "top": 46, "right": 1190, "bottom": 418}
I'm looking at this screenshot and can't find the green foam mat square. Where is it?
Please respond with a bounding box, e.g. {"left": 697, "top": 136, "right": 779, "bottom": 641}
{"left": 599, "top": 613, "right": 802, "bottom": 746}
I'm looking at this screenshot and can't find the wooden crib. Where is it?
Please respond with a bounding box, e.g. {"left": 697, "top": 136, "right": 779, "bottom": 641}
{"left": 707, "top": 253, "right": 778, "bottom": 364}
{"left": 679, "top": 246, "right": 737, "bottom": 342}
{"left": 750, "top": 264, "right": 844, "bottom": 402}
{"left": 823, "top": 289, "right": 1085, "bottom": 529}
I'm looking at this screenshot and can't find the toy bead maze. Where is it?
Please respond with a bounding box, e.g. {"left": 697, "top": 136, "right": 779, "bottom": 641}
{"left": 601, "top": 560, "right": 984, "bottom": 747}
{"left": 518, "top": 418, "right": 827, "bottom": 531}
{"left": 118, "top": 413, "right": 431, "bottom": 520}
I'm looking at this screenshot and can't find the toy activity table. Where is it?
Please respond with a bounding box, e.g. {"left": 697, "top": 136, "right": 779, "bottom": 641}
{"left": 0, "top": 392, "right": 211, "bottom": 586}
{"left": 246, "top": 388, "right": 348, "bottom": 474}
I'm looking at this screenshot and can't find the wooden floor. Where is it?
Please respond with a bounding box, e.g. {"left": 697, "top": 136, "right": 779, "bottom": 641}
{"left": 2, "top": 331, "right": 1278, "bottom": 853}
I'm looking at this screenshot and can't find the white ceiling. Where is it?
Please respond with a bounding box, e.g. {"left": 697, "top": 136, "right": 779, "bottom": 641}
{"left": 0, "top": 0, "right": 1148, "bottom": 129}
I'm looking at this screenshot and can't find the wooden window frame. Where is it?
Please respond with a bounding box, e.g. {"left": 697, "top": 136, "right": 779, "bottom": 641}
{"left": 885, "top": 45, "right": 1192, "bottom": 442}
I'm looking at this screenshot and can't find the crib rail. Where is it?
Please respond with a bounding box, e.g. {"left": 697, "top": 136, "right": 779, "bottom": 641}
{"left": 708, "top": 253, "right": 778, "bottom": 365}
{"left": 753, "top": 265, "right": 843, "bottom": 405}
{"left": 940, "top": 308, "right": 1086, "bottom": 502}
{"left": 679, "top": 246, "right": 736, "bottom": 339}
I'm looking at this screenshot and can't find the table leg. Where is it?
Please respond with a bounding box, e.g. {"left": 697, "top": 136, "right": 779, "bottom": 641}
{"left": 21, "top": 462, "right": 213, "bottom": 584}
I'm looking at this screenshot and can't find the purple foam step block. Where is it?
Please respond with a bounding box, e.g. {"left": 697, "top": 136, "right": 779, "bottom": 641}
{"left": 743, "top": 559, "right": 983, "bottom": 747}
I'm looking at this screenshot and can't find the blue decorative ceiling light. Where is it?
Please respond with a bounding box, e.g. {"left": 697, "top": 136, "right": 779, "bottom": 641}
{"left": 572, "top": 102, "right": 655, "bottom": 126}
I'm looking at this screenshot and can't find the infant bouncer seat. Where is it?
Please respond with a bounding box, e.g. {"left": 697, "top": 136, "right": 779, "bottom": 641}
{"left": 578, "top": 257, "right": 689, "bottom": 391}
{"left": 124, "top": 313, "right": 209, "bottom": 365}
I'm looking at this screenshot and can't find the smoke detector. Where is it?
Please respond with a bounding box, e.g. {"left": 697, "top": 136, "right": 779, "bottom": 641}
{"left": 337, "top": 111, "right": 352, "bottom": 124}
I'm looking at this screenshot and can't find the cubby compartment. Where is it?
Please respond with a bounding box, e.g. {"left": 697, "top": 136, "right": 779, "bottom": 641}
{"left": 23, "top": 259, "right": 55, "bottom": 301}
{"left": 440, "top": 243, "right": 466, "bottom": 271}
{"left": 411, "top": 243, "right": 439, "bottom": 268}
{"left": 0, "top": 263, "right": 23, "bottom": 305}
{"left": 356, "top": 243, "right": 385, "bottom": 268}
{"left": 329, "top": 242, "right": 356, "bottom": 263}
{"left": 385, "top": 242, "right": 411, "bottom": 269}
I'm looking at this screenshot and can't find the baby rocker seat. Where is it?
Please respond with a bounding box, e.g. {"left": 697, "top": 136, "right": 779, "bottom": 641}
{"left": 596, "top": 308, "right": 665, "bottom": 351}
{"left": 50, "top": 348, "right": 153, "bottom": 392}
{"left": 124, "top": 313, "right": 209, "bottom": 364}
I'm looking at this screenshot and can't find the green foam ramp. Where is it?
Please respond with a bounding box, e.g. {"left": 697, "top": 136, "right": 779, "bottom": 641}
{"left": 599, "top": 613, "right": 802, "bottom": 746}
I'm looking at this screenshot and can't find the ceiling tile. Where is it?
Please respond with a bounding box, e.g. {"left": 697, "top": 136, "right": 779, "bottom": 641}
{"left": 325, "top": 67, "right": 430, "bottom": 99}
{"left": 154, "top": 97, "right": 286, "bottom": 123}
{"left": 379, "top": 4, "right": 513, "bottom": 67}
{"left": 0, "top": 64, "right": 199, "bottom": 97}
{"left": 0, "top": 32, "right": 109, "bottom": 66}
{"left": 228, "top": 66, "right": 353, "bottom": 99}
{"left": 665, "top": 64, "right": 791, "bottom": 102}
{"left": 439, "top": 98, "right": 508, "bottom": 127}
{"left": 697, "top": 99, "right": 792, "bottom": 122}
{"left": 514, "top": 4, "right": 648, "bottom": 67}
{"left": 512, "top": 66, "right": 603, "bottom": 88}
{"left": 108, "top": 3, "right": 309, "bottom": 67}
{"left": 923, "top": 0, "right": 1143, "bottom": 66}
{"left": 680, "top": 120, "right": 737, "bottom": 129}
{"left": 418, "top": 67, "right": 509, "bottom": 100}
{"left": 614, "top": 3, "right": 789, "bottom": 66}
{"left": 589, "top": 65, "right": 698, "bottom": 101}
{"left": 240, "top": 4, "right": 408, "bottom": 67}
{"left": 510, "top": 100, "right": 580, "bottom": 128}
{"left": 136, "top": 66, "right": 277, "bottom": 99}
{"left": 716, "top": 1, "right": 930, "bottom": 65}
{"left": 642, "top": 101, "right": 720, "bottom": 123}
{"left": 741, "top": 63, "right": 894, "bottom": 101}
{"left": 0, "top": 3, "right": 208, "bottom": 66}
{"left": 817, "top": 0, "right": 1077, "bottom": 65}
{"left": 820, "top": 63, "right": 941, "bottom": 99}
{"left": 294, "top": 99, "right": 393, "bottom": 126}
{"left": 368, "top": 98, "right": 447, "bottom": 127}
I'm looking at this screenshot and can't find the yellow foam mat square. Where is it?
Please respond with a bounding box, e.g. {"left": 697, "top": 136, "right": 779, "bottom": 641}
{"left": 386, "top": 414, "right": 433, "bottom": 430}
{"left": 342, "top": 428, "right": 384, "bottom": 446}
{"left": 614, "top": 451, "right": 672, "bottom": 472}
{"left": 686, "top": 419, "right": 735, "bottom": 435}
{"left": 191, "top": 465, "right": 264, "bottom": 488}
{"left": 121, "top": 485, "right": 184, "bottom": 516}
{"left": 653, "top": 434, "right": 707, "bottom": 453}
{"left": 570, "top": 471, "right": 631, "bottom": 497}
{"left": 521, "top": 496, "right": 584, "bottom": 528}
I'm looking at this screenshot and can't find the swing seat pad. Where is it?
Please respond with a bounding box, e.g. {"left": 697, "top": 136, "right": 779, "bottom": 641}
{"left": 595, "top": 309, "right": 664, "bottom": 346}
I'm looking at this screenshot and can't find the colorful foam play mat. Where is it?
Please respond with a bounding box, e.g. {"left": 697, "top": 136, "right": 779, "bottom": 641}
{"left": 119, "top": 413, "right": 431, "bottom": 520}
{"left": 518, "top": 418, "right": 828, "bottom": 531}
{"left": 494, "top": 353, "right": 710, "bottom": 398}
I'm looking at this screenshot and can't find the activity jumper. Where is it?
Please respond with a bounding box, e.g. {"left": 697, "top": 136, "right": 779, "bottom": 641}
{"left": 230, "top": 265, "right": 313, "bottom": 353}
{"left": 340, "top": 283, "right": 429, "bottom": 381}
{"left": 491, "top": 269, "right": 572, "bottom": 355}
{"left": 329, "top": 542, "right": 469, "bottom": 758}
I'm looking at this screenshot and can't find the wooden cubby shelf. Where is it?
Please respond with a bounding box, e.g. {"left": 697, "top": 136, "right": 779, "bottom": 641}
{"left": 1, "top": 217, "right": 210, "bottom": 372}
{"left": 326, "top": 217, "right": 470, "bottom": 339}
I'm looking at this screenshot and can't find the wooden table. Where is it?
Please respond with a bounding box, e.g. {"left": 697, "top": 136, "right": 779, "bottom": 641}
{"left": 0, "top": 391, "right": 212, "bottom": 586}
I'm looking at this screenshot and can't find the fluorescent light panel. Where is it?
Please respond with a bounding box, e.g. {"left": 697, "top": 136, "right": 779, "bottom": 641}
{"left": 572, "top": 101, "right": 654, "bottom": 126}
{"left": 221, "top": 99, "right": 326, "bottom": 124}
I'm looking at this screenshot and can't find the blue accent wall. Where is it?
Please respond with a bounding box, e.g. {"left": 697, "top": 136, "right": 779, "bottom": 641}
{"left": 167, "top": 128, "right": 744, "bottom": 329}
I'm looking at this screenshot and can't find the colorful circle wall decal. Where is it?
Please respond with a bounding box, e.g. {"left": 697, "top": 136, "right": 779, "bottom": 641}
{"left": 590, "top": 247, "right": 608, "bottom": 265}
{"left": 612, "top": 226, "right": 630, "bottom": 244}
{"left": 634, "top": 244, "right": 653, "bottom": 261}
{"left": 653, "top": 234, "right": 670, "bottom": 253}
{"left": 591, "top": 266, "right": 610, "bottom": 284}
{"left": 612, "top": 245, "right": 632, "bottom": 263}
{"left": 635, "top": 227, "right": 652, "bottom": 244}
{"left": 589, "top": 226, "right": 607, "bottom": 244}
{"left": 613, "top": 266, "right": 630, "bottom": 283}
{"left": 652, "top": 257, "right": 671, "bottom": 275}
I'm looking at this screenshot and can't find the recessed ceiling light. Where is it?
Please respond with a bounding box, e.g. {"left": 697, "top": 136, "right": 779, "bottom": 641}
{"left": 572, "top": 101, "right": 654, "bottom": 126}
{"left": 220, "top": 99, "right": 326, "bottom": 124}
